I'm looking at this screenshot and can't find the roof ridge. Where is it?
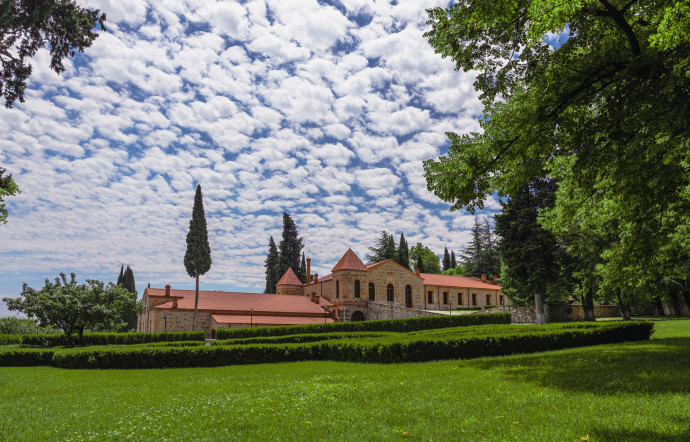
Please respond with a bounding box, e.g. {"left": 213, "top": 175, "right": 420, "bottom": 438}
{"left": 276, "top": 267, "right": 303, "bottom": 286}
{"left": 332, "top": 248, "right": 368, "bottom": 272}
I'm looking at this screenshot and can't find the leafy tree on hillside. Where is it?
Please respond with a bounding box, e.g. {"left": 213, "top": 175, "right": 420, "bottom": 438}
{"left": 3, "top": 273, "right": 139, "bottom": 345}
{"left": 0, "top": 167, "right": 19, "bottom": 225}
{"left": 276, "top": 212, "right": 304, "bottom": 281}
{"left": 0, "top": 0, "right": 106, "bottom": 108}
{"left": 184, "top": 184, "right": 212, "bottom": 331}
{"left": 424, "top": 0, "right": 690, "bottom": 300}
{"left": 264, "top": 237, "right": 279, "bottom": 293}
{"left": 409, "top": 242, "right": 441, "bottom": 274}
{"left": 397, "top": 233, "right": 410, "bottom": 269}
{"left": 442, "top": 247, "right": 451, "bottom": 271}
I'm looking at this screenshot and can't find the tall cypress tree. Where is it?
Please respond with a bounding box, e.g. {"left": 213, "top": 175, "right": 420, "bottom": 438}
{"left": 442, "top": 247, "right": 451, "bottom": 271}
{"left": 385, "top": 234, "right": 397, "bottom": 260}
{"left": 397, "top": 233, "right": 410, "bottom": 269}
{"left": 450, "top": 250, "right": 457, "bottom": 269}
{"left": 276, "top": 212, "right": 303, "bottom": 281}
{"left": 461, "top": 218, "right": 484, "bottom": 276}
{"left": 264, "top": 237, "right": 279, "bottom": 293}
{"left": 117, "top": 265, "right": 124, "bottom": 285}
{"left": 300, "top": 253, "right": 307, "bottom": 284}
{"left": 121, "top": 266, "right": 138, "bottom": 331}
{"left": 123, "top": 266, "right": 136, "bottom": 294}
{"left": 184, "top": 184, "right": 212, "bottom": 331}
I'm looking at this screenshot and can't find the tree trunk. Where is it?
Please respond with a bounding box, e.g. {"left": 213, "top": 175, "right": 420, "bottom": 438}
{"left": 617, "top": 291, "right": 631, "bottom": 321}
{"left": 583, "top": 288, "right": 595, "bottom": 321}
{"left": 192, "top": 274, "right": 200, "bottom": 330}
{"left": 534, "top": 293, "right": 546, "bottom": 324}
{"left": 669, "top": 291, "right": 682, "bottom": 316}
{"left": 78, "top": 325, "right": 85, "bottom": 346}
{"left": 653, "top": 296, "right": 665, "bottom": 316}
{"left": 682, "top": 289, "right": 690, "bottom": 315}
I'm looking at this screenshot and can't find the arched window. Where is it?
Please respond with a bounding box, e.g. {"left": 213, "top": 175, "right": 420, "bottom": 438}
{"left": 354, "top": 280, "right": 360, "bottom": 298}
{"left": 405, "top": 285, "right": 412, "bottom": 308}
{"left": 369, "top": 283, "right": 375, "bottom": 300}
{"left": 427, "top": 291, "right": 433, "bottom": 304}
{"left": 336, "top": 281, "right": 339, "bottom": 298}
{"left": 387, "top": 284, "right": 394, "bottom": 302}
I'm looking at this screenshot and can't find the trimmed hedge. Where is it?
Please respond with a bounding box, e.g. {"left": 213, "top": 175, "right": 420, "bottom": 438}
{"left": 455, "top": 307, "right": 483, "bottom": 311}
{"left": 20, "top": 331, "right": 206, "bottom": 348}
{"left": 0, "top": 348, "right": 54, "bottom": 366}
{"left": 215, "top": 313, "right": 512, "bottom": 340}
{"left": 212, "top": 331, "right": 391, "bottom": 346}
{"left": 0, "top": 334, "right": 23, "bottom": 345}
{"left": 39, "top": 321, "right": 652, "bottom": 369}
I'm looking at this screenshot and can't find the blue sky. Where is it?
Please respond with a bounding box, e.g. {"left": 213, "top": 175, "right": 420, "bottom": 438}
{"left": 0, "top": 0, "right": 501, "bottom": 312}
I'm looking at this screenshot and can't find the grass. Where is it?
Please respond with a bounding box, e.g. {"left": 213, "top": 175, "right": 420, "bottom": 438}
{"left": 0, "top": 319, "right": 688, "bottom": 441}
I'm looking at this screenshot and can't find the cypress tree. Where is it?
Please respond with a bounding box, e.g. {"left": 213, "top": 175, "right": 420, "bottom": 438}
{"left": 117, "top": 265, "right": 124, "bottom": 285}
{"left": 384, "top": 234, "right": 397, "bottom": 260}
{"left": 461, "top": 218, "right": 483, "bottom": 276}
{"left": 184, "top": 184, "right": 212, "bottom": 330}
{"left": 416, "top": 255, "right": 425, "bottom": 273}
{"left": 264, "top": 237, "right": 279, "bottom": 294}
{"left": 450, "top": 250, "right": 457, "bottom": 269}
{"left": 123, "top": 266, "right": 136, "bottom": 294}
{"left": 300, "top": 253, "right": 307, "bottom": 284}
{"left": 442, "top": 247, "right": 451, "bottom": 271}
{"left": 397, "top": 233, "right": 410, "bottom": 269}
{"left": 121, "top": 266, "right": 138, "bottom": 331}
{"left": 276, "top": 212, "right": 303, "bottom": 281}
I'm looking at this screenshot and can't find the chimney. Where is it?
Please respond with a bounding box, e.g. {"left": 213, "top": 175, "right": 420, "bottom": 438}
{"left": 415, "top": 268, "right": 420, "bottom": 277}
{"left": 172, "top": 299, "right": 178, "bottom": 309}
{"left": 306, "top": 258, "right": 311, "bottom": 284}
{"left": 314, "top": 274, "right": 319, "bottom": 282}
{"left": 492, "top": 275, "right": 497, "bottom": 284}
{"left": 481, "top": 274, "right": 487, "bottom": 283}
{"left": 313, "top": 295, "right": 320, "bottom": 304}
{"left": 165, "top": 285, "right": 171, "bottom": 296}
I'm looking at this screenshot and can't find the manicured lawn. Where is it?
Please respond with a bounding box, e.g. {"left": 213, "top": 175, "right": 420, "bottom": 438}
{"left": 0, "top": 319, "right": 688, "bottom": 441}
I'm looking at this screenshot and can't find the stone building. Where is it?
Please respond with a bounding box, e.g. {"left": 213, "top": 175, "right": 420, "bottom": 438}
{"left": 137, "top": 248, "right": 507, "bottom": 335}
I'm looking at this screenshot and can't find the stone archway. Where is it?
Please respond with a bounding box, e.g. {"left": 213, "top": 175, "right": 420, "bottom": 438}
{"left": 350, "top": 310, "right": 365, "bottom": 322}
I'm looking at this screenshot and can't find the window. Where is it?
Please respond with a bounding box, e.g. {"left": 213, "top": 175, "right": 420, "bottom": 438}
{"left": 427, "top": 291, "right": 433, "bottom": 304}
{"left": 387, "top": 284, "right": 394, "bottom": 302}
{"left": 336, "top": 281, "right": 339, "bottom": 298}
{"left": 458, "top": 293, "right": 463, "bottom": 305}
{"left": 486, "top": 294, "right": 491, "bottom": 305}
{"left": 472, "top": 293, "right": 477, "bottom": 306}
{"left": 354, "top": 280, "right": 360, "bottom": 298}
{"left": 405, "top": 285, "right": 412, "bottom": 308}
{"left": 369, "top": 283, "right": 375, "bottom": 301}
{"left": 500, "top": 295, "right": 505, "bottom": 305}
{"left": 443, "top": 292, "right": 449, "bottom": 305}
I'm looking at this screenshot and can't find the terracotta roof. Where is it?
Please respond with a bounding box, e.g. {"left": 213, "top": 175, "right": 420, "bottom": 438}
{"left": 366, "top": 259, "right": 423, "bottom": 279}
{"left": 332, "top": 248, "right": 367, "bottom": 272}
{"left": 276, "top": 267, "right": 303, "bottom": 286}
{"left": 147, "top": 288, "right": 328, "bottom": 314}
{"left": 420, "top": 273, "right": 501, "bottom": 290}
{"left": 211, "top": 315, "right": 334, "bottom": 325}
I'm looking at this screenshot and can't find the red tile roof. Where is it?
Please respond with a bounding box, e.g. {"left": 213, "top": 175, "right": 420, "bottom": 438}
{"left": 276, "top": 267, "right": 303, "bottom": 286}
{"left": 332, "top": 248, "right": 367, "bottom": 272}
{"left": 211, "top": 315, "right": 333, "bottom": 325}
{"left": 420, "top": 273, "right": 501, "bottom": 290}
{"left": 147, "top": 288, "right": 328, "bottom": 314}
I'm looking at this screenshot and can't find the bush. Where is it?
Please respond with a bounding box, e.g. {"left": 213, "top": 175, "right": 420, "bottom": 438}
{"left": 0, "top": 334, "right": 23, "bottom": 345}
{"left": 212, "top": 331, "right": 391, "bottom": 346}
{"left": 0, "top": 348, "right": 54, "bottom": 366}
{"left": 48, "top": 321, "right": 653, "bottom": 369}
{"left": 20, "top": 331, "right": 206, "bottom": 347}
{"left": 215, "top": 313, "right": 511, "bottom": 340}
{"left": 455, "top": 307, "right": 483, "bottom": 311}
{"left": 484, "top": 305, "right": 498, "bottom": 309}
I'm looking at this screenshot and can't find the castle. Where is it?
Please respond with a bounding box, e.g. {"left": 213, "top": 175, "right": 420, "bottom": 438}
{"left": 138, "top": 248, "right": 507, "bottom": 336}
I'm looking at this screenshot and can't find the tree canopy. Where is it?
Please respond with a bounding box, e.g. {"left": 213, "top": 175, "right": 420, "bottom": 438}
{"left": 0, "top": 167, "right": 19, "bottom": 225}
{"left": 409, "top": 242, "right": 441, "bottom": 274}
{"left": 4, "top": 273, "right": 139, "bottom": 345}
{"left": 276, "top": 212, "right": 304, "bottom": 281}
{"left": 424, "top": 0, "right": 690, "bottom": 299}
{"left": 184, "top": 184, "right": 211, "bottom": 330}
{"left": 0, "top": 0, "right": 106, "bottom": 108}
{"left": 366, "top": 231, "right": 397, "bottom": 264}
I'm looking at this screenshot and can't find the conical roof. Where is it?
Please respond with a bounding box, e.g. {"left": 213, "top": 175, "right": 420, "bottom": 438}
{"left": 276, "top": 267, "right": 303, "bottom": 286}
{"left": 332, "top": 248, "right": 368, "bottom": 272}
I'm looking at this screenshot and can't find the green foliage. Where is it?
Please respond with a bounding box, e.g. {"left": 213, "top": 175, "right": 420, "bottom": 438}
{"left": 3, "top": 273, "right": 140, "bottom": 346}
{"left": 0, "top": 0, "right": 106, "bottom": 108}
{"left": 116, "top": 264, "right": 124, "bottom": 286}
{"left": 18, "top": 331, "right": 205, "bottom": 347}
{"left": 0, "top": 167, "right": 19, "bottom": 224}
{"left": 442, "top": 247, "right": 451, "bottom": 271}
{"left": 397, "top": 233, "right": 410, "bottom": 269}
{"left": 365, "top": 231, "right": 397, "bottom": 263}
{"left": 442, "top": 265, "right": 470, "bottom": 277}
{"left": 264, "top": 236, "right": 279, "bottom": 293}
{"left": 455, "top": 306, "right": 483, "bottom": 311}
{"left": 275, "top": 212, "right": 303, "bottom": 280}
{"left": 409, "top": 242, "right": 441, "bottom": 274}
{"left": 122, "top": 266, "right": 135, "bottom": 294}
{"left": 216, "top": 313, "right": 511, "bottom": 340}
{"left": 184, "top": 184, "right": 212, "bottom": 278}
{"left": 423, "top": 0, "right": 690, "bottom": 301}
{"left": 450, "top": 250, "right": 456, "bottom": 268}
{"left": 299, "top": 252, "right": 307, "bottom": 284}
{"left": 0, "top": 316, "right": 57, "bottom": 334}
{"left": 460, "top": 217, "right": 500, "bottom": 277}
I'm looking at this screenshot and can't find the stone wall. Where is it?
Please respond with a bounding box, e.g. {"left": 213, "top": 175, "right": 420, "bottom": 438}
{"left": 663, "top": 301, "right": 690, "bottom": 316}
{"left": 567, "top": 304, "right": 622, "bottom": 320}
{"left": 276, "top": 284, "right": 302, "bottom": 296}
{"left": 424, "top": 285, "right": 506, "bottom": 311}
{"left": 367, "top": 301, "right": 444, "bottom": 321}
{"left": 366, "top": 261, "right": 425, "bottom": 309}
{"left": 477, "top": 303, "right": 569, "bottom": 323}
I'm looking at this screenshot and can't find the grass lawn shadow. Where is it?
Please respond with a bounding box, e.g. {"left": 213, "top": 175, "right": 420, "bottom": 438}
{"left": 468, "top": 337, "right": 690, "bottom": 395}
{"left": 591, "top": 417, "right": 690, "bottom": 441}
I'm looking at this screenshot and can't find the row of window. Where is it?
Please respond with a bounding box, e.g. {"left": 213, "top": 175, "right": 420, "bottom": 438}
{"left": 335, "top": 281, "right": 412, "bottom": 307}
{"left": 426, "top": 291, "right": 505, "bottom": 306}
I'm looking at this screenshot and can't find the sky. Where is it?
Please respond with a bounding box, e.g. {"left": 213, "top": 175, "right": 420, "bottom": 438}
{"left": 0, "top": 0, "right": 501, "bottom": 313}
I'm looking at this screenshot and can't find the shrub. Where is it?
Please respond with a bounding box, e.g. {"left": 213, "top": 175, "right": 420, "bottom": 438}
{"left": 455, "top": 307, "right": 483, "bottom": 311}
{"left": 215, "top": 313, "right": 511, "bottom": 340}
{"left": 0, "top": 348, "right": 54, "bottom": 366}
{"left": 484, "top": 305, "right": 498, "bottom": 309}
{"left": 20, "top": 331, "right": 206, "bottom": 347}
{"left": 48, "top": 321, "right": 653, "bottom": 369}
{"left": 212, "top": 331, "right": 391, "bottom": 346}
{"left": 0, "top": 334, "right": 23, "bottom": 345}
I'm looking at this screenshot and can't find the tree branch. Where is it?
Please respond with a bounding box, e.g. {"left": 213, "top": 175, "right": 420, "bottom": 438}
{"left": 598, "top": 0, "right": 641, "bottom": 57}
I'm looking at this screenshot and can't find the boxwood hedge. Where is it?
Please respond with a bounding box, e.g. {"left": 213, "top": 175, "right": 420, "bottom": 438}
{"left": 19, "top": 331, "right": 206, "bottom": 347}
{"left": 215, "top": 313, "right": 511, "bottom": 340}
{"left": 7, "top": 321, "right": 651, "bottom": 369}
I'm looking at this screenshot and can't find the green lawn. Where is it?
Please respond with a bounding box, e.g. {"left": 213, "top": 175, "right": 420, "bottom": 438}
{"left": 1, "top": 319, "right": 688, "bottom": 441}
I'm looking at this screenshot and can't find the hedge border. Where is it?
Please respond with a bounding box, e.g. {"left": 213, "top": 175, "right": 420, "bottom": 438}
{"left": 19, "top": 331, "right": 206, "bottom": 348}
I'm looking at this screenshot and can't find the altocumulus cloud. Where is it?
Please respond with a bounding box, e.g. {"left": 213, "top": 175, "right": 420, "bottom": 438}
{"left": 0, "top": 0, "right": 498, "bottom": 300}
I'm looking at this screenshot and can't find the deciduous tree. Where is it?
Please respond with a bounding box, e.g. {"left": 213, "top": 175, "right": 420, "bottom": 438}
{"left": 409, "top": 242, "right": 441, "bottom": 274}
{"left": 0, "top": 167, "right": 19, "bottom": 225}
